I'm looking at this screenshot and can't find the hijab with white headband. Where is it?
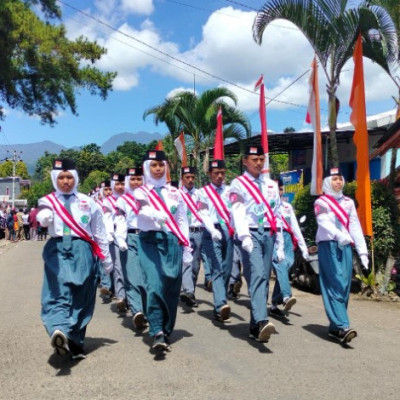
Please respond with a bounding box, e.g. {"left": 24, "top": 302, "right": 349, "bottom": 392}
{"left": 322, "top": 167, "right": 345, "bottom": 200}
{"left": 50, "top": 159, "right": 79, "bottom": 196}
{"left": 142, "top": 150, "right": 167, "bottom": 188}
{"left": 100, "top": 180, "right": 111, "bottom": 199}
{"left": 124, "top": 167, "right": 143, "bottom": 194}
{"left": 110, "top": 173, "right": 125, "bottom": 197}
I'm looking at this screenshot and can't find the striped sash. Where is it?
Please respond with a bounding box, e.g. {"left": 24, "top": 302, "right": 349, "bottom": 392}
{"left": 121, "top": 193, "right": 139, "bottom": 214}
{"left": 45, "top": 193, "right": 105, "bottom": 260}
{"left": 180, "top": 189, "right": 203, "bottom": 223}
{"left": 319, "top": 194, "right": 350, "bottom": 230}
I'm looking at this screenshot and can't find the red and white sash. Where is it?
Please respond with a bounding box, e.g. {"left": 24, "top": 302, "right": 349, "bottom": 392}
{"left": 139, "top": 185, "right": 189, "bottom": 247}
{"left": 121, "top": 193, "right": 139, "bottom": 215}
{"left": 180, "top": 189, "right": 203, "bottom": 224}
{"left": 203, "top": 184, "right": 234, "bottom": 236}
{"left": 45, "top": 193, "right": 105, "bottom": 260}
{"left": 281, "top": 217, "right": 298, "bottom": 250}
{"left": 237, "top": 175, "right": 277, "bottom": 234}
{"left": 319, "top": 194, "right": 350, "bottom": 230}
{"left": 104, "top": 195, "right": 118, "bottom": 212}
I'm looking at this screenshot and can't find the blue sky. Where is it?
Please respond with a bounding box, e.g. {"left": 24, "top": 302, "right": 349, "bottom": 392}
{"left": 0, "top": 0, "right": 398, "bottom": 149}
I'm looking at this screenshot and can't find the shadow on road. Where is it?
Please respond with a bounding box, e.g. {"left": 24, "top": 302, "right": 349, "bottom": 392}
{"left": 47, "top": 336, "right": 117, "bottom": 374}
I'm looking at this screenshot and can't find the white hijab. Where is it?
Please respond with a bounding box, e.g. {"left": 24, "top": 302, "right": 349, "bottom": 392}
{"left": 143, "top": 159, "right": 167, "bottom": 188}
{"left": 51, "top": 169, "right": 79, "bottom": 196}
{"left": 322, "top": 175, "right": 345, "bottom": 199}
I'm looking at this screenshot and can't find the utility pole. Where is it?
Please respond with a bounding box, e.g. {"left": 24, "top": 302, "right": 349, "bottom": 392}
{"left": 6, "top": 150, "right": 23, "bottom": 209}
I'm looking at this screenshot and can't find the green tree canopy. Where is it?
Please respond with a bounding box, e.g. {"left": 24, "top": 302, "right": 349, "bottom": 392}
{"left": 0, "top": 0, "right": 116, "bottom": 125}
{"left": 0, "top": 160, "right": 29, "bottom": 178}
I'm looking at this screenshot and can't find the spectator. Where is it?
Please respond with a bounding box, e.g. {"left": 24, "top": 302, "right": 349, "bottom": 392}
{"left": 29, "top": 207, "right": 38, "bottom": 241}
{"left": 0, "top": 208, "right": 6, "bottom": 240}
{"left": 16, "top": 208, "right": 25, "bottom": 241}
{"left": 22, "top": 209, "right": 30, "bottom": 240}
{"left": 6, "top": 210, "right": 17, "bottom": 242}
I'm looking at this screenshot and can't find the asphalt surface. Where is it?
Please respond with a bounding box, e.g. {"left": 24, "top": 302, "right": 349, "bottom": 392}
{"left": 0, "top": 239, "right": 399, "bottom": 400}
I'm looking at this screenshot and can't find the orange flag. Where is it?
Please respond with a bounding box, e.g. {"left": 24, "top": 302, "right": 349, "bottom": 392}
{"left": 349, "top": 33, "right": 373, "bottom": 236}
{"left": 254, "top": 75, "right": 270, "bottom": 177}
{"left": 306, "top": 57, "right": 323, "bottom": 195}
{"left": 155, "top": 140, "right": 171, "bottom": 183}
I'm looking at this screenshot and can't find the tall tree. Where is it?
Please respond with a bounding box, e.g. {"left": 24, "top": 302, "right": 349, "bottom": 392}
{"left": 253, "top": 0, "right": 397, "bottom": 166}
{"left": 144, "top": 88, "right": 251, "bottom": 176}
{"left": 0, "top": 0, "right": 116, "bottom": 125}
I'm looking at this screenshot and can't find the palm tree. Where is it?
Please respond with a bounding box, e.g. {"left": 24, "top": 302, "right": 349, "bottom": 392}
{"left": 143, "top": 87, "right": 251, "bottom": 176}
{"left": 253, "top": 0, "right": 398, "bottom": 166}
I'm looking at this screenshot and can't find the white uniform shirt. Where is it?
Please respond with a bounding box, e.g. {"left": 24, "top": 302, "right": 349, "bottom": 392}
{"left": 115, "top": 194, "right": 140, "bottom": 241}
{"left": 197, "top": 183, "right": 232, "bottom": 233}
{"left": 314, "top": 195, "right": 367, "bottom": 256}
{"left": 134, "top": 184, "right": 189, "bottom": 243}
{"left": 229, "top": 171, "right": 283, "bottom": 252}
{"left": 181, "top": 186, "right": 203, "bottom": 229}
{"left": 280, "top": 200, "right": 308, "bottom": 255}
{"left": 37, "top": 192, "right": 110, "bottom": 258}
{"left": 102, "top": 195, "right": 119, "bottom": 242}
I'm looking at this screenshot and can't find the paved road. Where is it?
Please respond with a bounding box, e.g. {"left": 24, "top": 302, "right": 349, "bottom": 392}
{"left": 0, "top": 240, "right": 399, "bottom": 400}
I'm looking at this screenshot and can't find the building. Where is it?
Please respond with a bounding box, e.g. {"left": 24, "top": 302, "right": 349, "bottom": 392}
{"left": 0, "top": 177, "right": 30, "bottom": 208}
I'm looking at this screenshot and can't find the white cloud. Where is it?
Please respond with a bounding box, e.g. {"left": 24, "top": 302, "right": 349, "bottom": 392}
{"left": 121, "top": 0, "right": 154, "bottom": 16}
{"left": 166, "top": 87, "right": 196, "bottom": 99}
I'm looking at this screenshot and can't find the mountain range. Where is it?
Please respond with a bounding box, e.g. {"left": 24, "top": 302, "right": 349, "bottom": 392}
{"left": 0, "top": 131, "right": 164, "bottom": 175}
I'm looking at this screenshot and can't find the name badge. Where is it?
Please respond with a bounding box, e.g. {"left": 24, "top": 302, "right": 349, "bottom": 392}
{"left": 253, "top": 203, "right": 267, "bottom": 216}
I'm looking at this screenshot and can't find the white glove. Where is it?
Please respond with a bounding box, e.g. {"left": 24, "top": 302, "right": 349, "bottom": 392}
{"left": 336, "top": 231, "right": 353, "bottom": 246}
{"left": 211, "top": 229, "right": 222, "bottom": 242}
{"left": 107, "top": 233, "right": 114, "bottom": 243}
{"left": 154, "top": 210, "right": 168, "bottom": 225}
{"left": 360, "top": 254, "right": 369, "bottom": 271}
{"left": 183, "top": 247, "right": 193, "bottom": 266}
{"left": 116, "top": 237, "right": 128, "bottom": 252}
{"left": 276, "top": 248, "right": 285, "bottom": 263}
{"left": 36, "top": 209, "right": 54, "bottom": 227}
{"left": 102, "top": 256, "right": 113, "bottom": 275}
{"left": 241, "top": 236, "right": 254, "bottom": 253}
{"left": 302, "top": 251, "right": 310, "bottom": 261}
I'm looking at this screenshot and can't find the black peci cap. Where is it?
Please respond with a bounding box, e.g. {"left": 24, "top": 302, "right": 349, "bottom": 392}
{"left": 111, "top": 173, "right": 125, "bottom": 182}
{"left": 52, "top": 159, "right": 76, "bottom": 170}
{"left": 208, "top": 159, "right": 225, "bottom": 171}
{"left": 181, "top": 166, "right": 196, "bottom": 175}
{"left": 244, "top": 145, "right": 264, "bottom": 156}
{"left": 126, "top": 167, "right": 143, "bottom": 176}
{"left": 101, "top": 180, "right": 111, "bottom": 188}
{"left": 324, "top": 166, "right": 343, "bottom": 178}
{"left": 144, "top": 150, "right": 167, "bottom": 161}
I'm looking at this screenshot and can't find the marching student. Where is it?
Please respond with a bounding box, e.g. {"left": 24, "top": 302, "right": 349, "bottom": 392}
{"left": 115, "top": 167, "right": 147, "bottom": 331}
{"left": 102, "top": 173, "right": 127, "bottom": 312}
{"left": 97, "top": 180, "right": 113, "bottom": 299}
{"left": 179, "top": 166, "right": 204, "bottom": 308}
{"left": 134, "top": 150, "right": 192, "bottom": 352}
{"left": 197, "top": 159, "right": 234, "bottom": 322}
{"left": 37, "top": 159, "right": 112, "bottom": 360}
{"left": 270, "top": 180, "right": 309, "bottom": 317}
{"left": 314, "top": 167, "right": 369, "bottom": 345}
{"left": 229, "top": 145, "right": 284, "bottom": 343}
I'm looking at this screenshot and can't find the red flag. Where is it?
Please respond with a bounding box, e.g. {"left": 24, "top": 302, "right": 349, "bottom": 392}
{"left": 255, "top": 75, "right": 269, "bottom": 176}
{"left": 154, "top": 140, "right": 171, "bottom": 183}
{"left": 306, "top": 57, "right": 323, "bottom": 195}
{"left": 174, "top": 132, "right": 188, "bottom": 167}
{"left": 155, "top": 140, "right": 163, "bottom": 151}
{"left": 349, "top": 33, "right": 373, "bottom": 236}
{"left": 214, "top": 107, "right": 224, "bottom": 159}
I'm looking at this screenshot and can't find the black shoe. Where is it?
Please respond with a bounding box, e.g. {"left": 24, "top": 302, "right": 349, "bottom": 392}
{"left": 228, "top": 284, "right": 239, "bottom": 299}
{"left": 329, "top": 328, "right": 357, "bottom": 344}
{"left": 204, "top": 279, "right": 213, "bottom": 292}
{"left": 249, "top": 321, "right": 276, "bottom": 342}
{"left": 152, "top": 333, "right": 168, "bottom": 351}
{"left": 180, "top": 292, "right": 198, "bottom": 308}
{"left": 282, "top": 296, "right": 297, "bottom": 312}
{"left": 214, "top": 304, "right": 231, "bottom": 322}
{"left": 233, "top": 280, "right": 242, "bottom": 294}
{"left": 132, "top": 312, "right": 147, "bottom": 331}
{"left": 50, "top": 330, "right": 70, "bottom": 356}
{"left": 269, "top": 307, "right": 285, "bottom": 318}
{"left": 68, "top": 340, "right": 87, "bottom": 360}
